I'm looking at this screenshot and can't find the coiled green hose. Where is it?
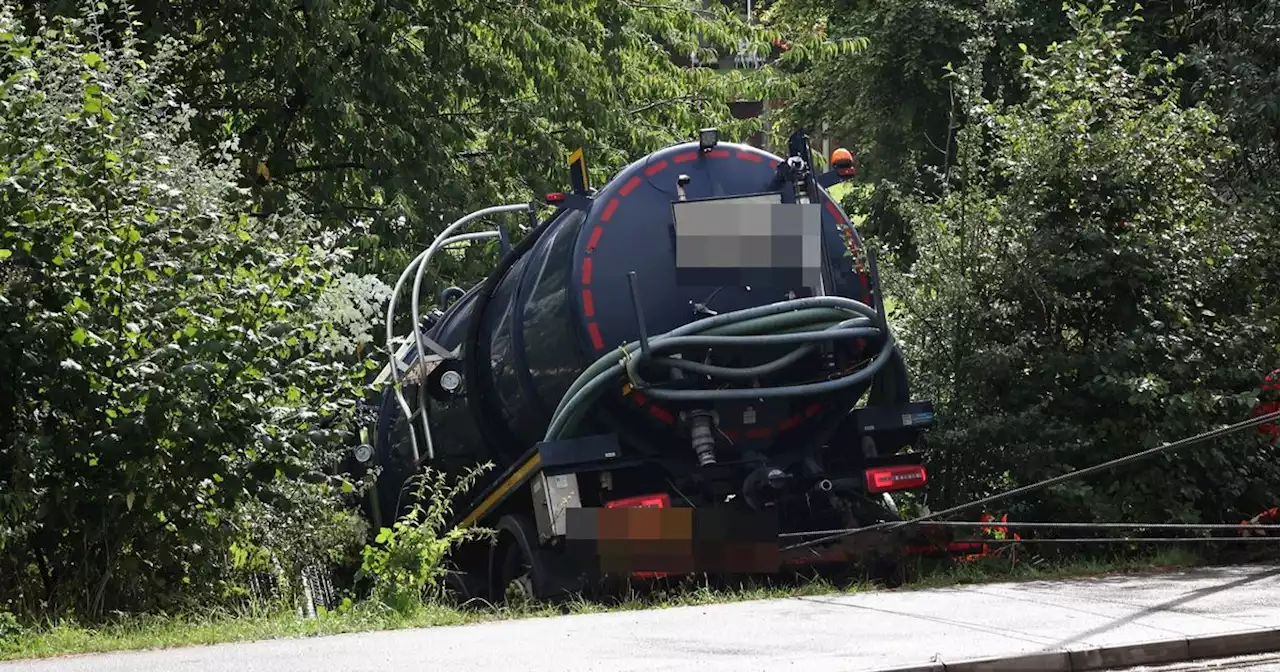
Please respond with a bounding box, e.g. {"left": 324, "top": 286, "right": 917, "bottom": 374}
{"left": 544, "top": 296, "right": 896, "bottom": 442}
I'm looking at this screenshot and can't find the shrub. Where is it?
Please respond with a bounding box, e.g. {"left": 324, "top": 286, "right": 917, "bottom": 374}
{"left": 0, "top": 2, "right": 383, "bottom": 621}
{"left": 878, "top": 3, "right": 1279, "bottom": 522}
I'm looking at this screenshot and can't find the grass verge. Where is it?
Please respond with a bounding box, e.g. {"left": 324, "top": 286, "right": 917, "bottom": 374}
{"left": 0, "top": 547, "right": 1214, "bottom": 662}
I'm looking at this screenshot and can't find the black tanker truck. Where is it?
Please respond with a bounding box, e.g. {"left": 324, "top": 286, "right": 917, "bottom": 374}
{"left": 361, "top": 129, "right": 937, "bottom": 603}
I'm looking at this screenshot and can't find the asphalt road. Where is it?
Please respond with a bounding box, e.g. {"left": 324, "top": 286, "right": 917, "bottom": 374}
{"left": 6, "top": 565, "right": 1280, "bottom": 672}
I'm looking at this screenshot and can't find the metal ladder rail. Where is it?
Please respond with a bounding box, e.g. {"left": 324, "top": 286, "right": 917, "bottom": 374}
{"left": 384, "top": 235, "right": 492, "bottom": 464}
{"left": 384, "top": 202, "right": 534, "bottom": 464}
{"left": 376, "top": 230, "right": 500, "bottom": 385}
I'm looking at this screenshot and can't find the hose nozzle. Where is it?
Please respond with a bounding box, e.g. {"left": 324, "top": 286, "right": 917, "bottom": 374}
{"left": 689, "top": 410, "right": 717, "bottom": 466}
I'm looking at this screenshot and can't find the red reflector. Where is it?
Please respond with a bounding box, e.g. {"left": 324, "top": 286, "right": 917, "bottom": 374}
{"left": 864, "top": 465, "right": 927, "bottom": 493}
{"left": 545, "top": 192, "right": 566, "bottom": 204}
{"left": 605, "top": 493, "right": 671, "bottom": 509}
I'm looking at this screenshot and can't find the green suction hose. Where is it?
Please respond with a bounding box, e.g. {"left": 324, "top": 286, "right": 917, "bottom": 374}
{"left": 545, "top": 295, "right": 897, "bottom": 442}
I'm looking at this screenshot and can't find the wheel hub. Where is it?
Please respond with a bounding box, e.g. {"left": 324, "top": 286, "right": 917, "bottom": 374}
{"left": 504, "top": 573, "right": 534, "bottom": 604}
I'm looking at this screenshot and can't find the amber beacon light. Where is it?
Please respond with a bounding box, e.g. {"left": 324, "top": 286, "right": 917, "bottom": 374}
{"left": 830, "top": 148, "right": 857, "bottom": 177}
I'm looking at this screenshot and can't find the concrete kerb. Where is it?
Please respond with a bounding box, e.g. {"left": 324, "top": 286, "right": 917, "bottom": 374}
{"left": 866, "top": 626, "right": 1280, "bottom": 672}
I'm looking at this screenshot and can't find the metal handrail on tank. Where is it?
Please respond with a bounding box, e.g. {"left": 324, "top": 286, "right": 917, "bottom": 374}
{"left": 383, "top": 202, "right": 534, "bottom": 463}
{"left": 384, "top": 238, "right": 486, "bottom": 463}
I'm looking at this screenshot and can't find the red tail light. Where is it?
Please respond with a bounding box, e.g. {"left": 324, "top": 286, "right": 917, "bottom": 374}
{"left": 604, "top": 493, "right": 671, "bottom": 579}
{"left": 545, "top": 192, "right": 566, "bottom": 204}
{"left": 605, "top": 493, "right": 670, "bottom": 509}
{"left": 864, "top": 465, "right": 927, "bottom": 493}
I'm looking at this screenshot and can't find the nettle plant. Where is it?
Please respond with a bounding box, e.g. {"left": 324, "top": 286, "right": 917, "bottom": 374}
{"left": 357, "top": 464, "right": 495, "bottom": 613}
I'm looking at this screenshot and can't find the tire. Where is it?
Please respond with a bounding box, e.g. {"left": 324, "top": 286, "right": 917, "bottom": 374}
{"left": 442, "top": 566, "right": 486, "bottom": 609}
{"left": 860, "top": 494, "right": 908, "bottom": 587}
{"left": 490, "top": 513, "right": 580, "bottom": 605}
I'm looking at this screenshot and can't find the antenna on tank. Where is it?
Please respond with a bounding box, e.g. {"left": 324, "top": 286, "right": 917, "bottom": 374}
{"left": 626, "top": 271, "right": 653, "bottom": 358}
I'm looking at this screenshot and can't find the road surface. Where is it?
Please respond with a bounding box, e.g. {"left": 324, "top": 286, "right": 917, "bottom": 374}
{"left": 6, "top": 565, "right": 1280, "bottom": 672}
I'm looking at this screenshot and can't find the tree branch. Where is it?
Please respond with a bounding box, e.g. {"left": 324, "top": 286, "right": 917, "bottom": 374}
{"left": 335, "top": 203, "right": 387, "bottom": 213}
{"left": 289, "top": 162, "right": 368, "bottom": 174}
{"left": 627, "top": 95, "right": 697, "bottom": 115}
{"left": 624, "top": 2, "right": 719, "bottom": 19}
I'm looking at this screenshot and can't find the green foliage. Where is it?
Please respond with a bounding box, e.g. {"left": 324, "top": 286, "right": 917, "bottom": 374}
{"left": 2, "top": 0, "right": 1277, "bottom": 637}
{"left": 357, "top": 464, "right": 494, "bottom": 614}
{"left": 879, "top": 2, "right": 1279, "bottom": 523}
{"left": 767, "top": 0, "right": 1068, "bottom": 185}
{"left": 0, "top": 2, "right": 377, "bottom": 621}
{"left": 0, "top": 611, "right": 20, "bottom": 641}
{"left": 1182, "top": 1, "right": 1280, "bottom": 197}
{"left": 106, "top": 0, "right": 849, "bottom": 288}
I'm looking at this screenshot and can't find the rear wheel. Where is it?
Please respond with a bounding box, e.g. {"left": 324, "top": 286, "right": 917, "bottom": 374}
{"left": 492, "top": 514, "right": 538, "bottom": 606}
{"left": 491, "top": 513, "right": 584, "bottom": 605}
{"left": 499, "top": 547, "right": 535, "bottom": 605}
{"left": 859, "top": 493, "right": 908, "bottom": 587}
{"left": 442, "top": 565, "right": 486, "bottom": 608}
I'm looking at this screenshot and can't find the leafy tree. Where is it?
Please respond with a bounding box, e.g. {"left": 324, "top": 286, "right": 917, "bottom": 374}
{"left": 0, "top": 3, "right": 379, "bottom": 620}
{"left": 60, "top": 0, "right": 861, "bottom": 288}
{"left": 878, "top": 3, "right": 1279, "bottom": 524}
{"left": 764, "top": 0, "right": 1071, "bottom": 184}
{"left": 1182, "top": 0, "right": 1280, "bottom": 198}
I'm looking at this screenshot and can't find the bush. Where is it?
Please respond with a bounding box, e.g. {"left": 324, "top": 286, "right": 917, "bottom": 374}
{"left": 0, "top": 2, "right": 383, "bottom": 621}
{"left": 877, "top": 3, "right": 1280, "bottom": 523}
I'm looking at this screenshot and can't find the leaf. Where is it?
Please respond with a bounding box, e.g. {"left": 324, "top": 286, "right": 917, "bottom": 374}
{"left": 71, "top": 327, "right": 87, "bottom": 346}
{"left": 126, "top": 492, "right": 135, "bottom": 511}
{"left": 0, "top": 249, "right": 11, "bottom": 260}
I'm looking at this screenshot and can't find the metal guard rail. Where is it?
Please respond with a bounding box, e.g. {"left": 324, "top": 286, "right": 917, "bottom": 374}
{"left": 781, "top": 408, "right": 1280, "bottom": 553}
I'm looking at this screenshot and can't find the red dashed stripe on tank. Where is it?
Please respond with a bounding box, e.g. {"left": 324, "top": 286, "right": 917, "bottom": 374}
{"left": 579, "top": 147, "right": 859, "bottom": 430}
{"left": 601, "top": 198, "right": 619, "bottom": 222}
{"left": 649, "top": 406, "right": 674, "bottom": 424}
